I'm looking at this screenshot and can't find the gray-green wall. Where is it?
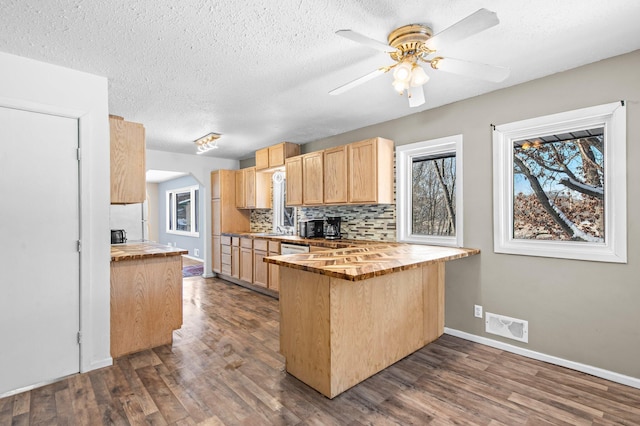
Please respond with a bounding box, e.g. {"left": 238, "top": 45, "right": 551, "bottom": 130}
{"left": 301, "top": 50, "right": 640, "bottom": 380}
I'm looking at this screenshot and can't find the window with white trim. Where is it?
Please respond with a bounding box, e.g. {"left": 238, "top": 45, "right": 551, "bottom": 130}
{"left": 397, "top": 135, "right": 463, "bottom": 247}
{"left": 493, "top": 101, "right": 626, "bottom": 263}
{"left": 166, "top": 185, "right": 200, "bottom": 237}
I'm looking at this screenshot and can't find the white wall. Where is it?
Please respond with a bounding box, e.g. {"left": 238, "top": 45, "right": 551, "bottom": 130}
{"left": 0, "top": 51, "right": 111, "bottom": 372}
{"left": 304, "top": 50, "right": 640, "bottom": 384}
{"left": 146, "top": 149, "right": 238, "bottom": 275}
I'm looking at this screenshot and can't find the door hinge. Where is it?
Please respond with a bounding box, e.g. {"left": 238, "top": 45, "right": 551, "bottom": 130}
{"left": 77, "top": 240, "right": 82, "bottom": 252}
{"left": 77, "top": 331, "right": 82, "bottom": 344}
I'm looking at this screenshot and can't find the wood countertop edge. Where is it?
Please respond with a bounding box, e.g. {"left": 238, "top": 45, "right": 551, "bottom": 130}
{"left": 111, "top": 243, "right": 189, "bottom": 262}
{"left": 265, "top": 247, "right": 480, "bottom": 281}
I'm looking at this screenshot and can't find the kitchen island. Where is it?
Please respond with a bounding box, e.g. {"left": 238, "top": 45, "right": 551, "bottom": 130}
{"left": 110, "top": 242, "right": 188, "bottom": 358}
{"left": 265, "top": 243, "right": 479, "bottom": 398}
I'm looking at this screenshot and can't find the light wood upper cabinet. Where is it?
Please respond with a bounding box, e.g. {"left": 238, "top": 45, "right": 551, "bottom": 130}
{"left": 245, "top": 167, "right": 256, "bottom": 209}
{"left": 285, "top": 156, "right": 303, "bottom": 206}
{"left": 110, "top": 116, "right": 146, "bottom": 204}
{"left": 236, "top": 167, "right": 271, "bottom": 209}
{"left": 348, "top": 137, "right": 394, "bottom": 204}
{"left": 324, "top": 145, "right": 348, "bottom": 204}
{"left": 255, "top": 148, "right": 270, "bottom": 170}
{"left": 303, "top": 152, "right": 324, "bottom": 205}
{"left": 256, "top": 142, "right": 300, "bottom": 171}
{"left": 235, "top": 169, "right": 245, "bottom": 209}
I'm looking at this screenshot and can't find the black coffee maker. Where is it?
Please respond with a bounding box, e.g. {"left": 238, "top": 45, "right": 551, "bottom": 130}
{"left": 325, "top": 216, "right": 342, "bottom": 240}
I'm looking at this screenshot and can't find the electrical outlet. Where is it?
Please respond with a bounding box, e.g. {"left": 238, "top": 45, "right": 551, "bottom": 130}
{"left": 474, "top": 305, "right": 483, "bottom": 318}
{"left": 194, "top": 248, "right": 199, "bottom": 257}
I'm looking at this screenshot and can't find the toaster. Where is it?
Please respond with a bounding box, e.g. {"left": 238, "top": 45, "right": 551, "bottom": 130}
{"left": 111, "top": 229, "right": 127, "bottom": 244}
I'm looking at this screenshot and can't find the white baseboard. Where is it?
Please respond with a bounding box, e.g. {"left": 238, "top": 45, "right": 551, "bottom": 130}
{"left": 444, "top": 328, "right": 640, "bottom": 390}
{"left": 183, "top": 255, "right": 203, "bottom": 262}
{"left": 87, "top": 357, "right": 113, "bottom": 372}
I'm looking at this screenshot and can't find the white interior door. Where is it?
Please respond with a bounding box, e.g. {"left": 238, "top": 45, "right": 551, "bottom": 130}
{"left": 0, "top": 106, "right": 80, "bottom": 395}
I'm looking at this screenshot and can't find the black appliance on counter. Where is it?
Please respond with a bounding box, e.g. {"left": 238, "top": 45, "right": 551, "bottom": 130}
{"left": 325, "top": 216, "right": 342, "bottom": 240}
{"left": 111, "top": 229, "right": 127, "bottom": 244}
{"left": 299, "top": 219, "right": 324, "bottom": 238}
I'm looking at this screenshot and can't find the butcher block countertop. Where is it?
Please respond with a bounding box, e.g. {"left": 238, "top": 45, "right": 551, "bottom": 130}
{"left": 265, "top": 243, "right": 480, "bottom": 281}
{"left": 110, "top": 242, "right": 188, "bottom": 262}
{"left": 221, "top": 232, "right": 375, "bottom": 249}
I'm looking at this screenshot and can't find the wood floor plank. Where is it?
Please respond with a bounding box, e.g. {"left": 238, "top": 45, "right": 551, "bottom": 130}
{"left": 2, "top": 275, "right": 640, "bottom": 425}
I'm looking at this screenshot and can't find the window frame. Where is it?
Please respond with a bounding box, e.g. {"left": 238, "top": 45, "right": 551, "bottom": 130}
{"left": 166, "top": 185, "right": 200, "bottom": 237}
{"left": 492, "top": 101, "right": 626, "bottom": 263}
{"left": 396, "top": 134, "right": 464, "bottom": 247}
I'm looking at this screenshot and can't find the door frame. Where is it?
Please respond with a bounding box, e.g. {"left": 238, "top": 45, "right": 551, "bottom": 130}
{"left": 0, "top": 96, "right": 94, "bottom": 375}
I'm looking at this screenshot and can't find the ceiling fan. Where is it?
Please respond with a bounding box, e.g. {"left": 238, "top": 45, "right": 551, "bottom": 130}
{"left": 329, "top": 8, "right": 510, "bottom": 107}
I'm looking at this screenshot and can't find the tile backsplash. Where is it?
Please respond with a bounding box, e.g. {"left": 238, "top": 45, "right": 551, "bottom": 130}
{"left": 251, "top": 204, "right": 397, "bottom": 242}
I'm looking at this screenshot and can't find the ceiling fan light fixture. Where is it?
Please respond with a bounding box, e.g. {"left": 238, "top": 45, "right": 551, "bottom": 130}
{"left": 409, "top": 65, "right": 429, "bottom": 87}
{"left": 393, "top": 60, "right": 413, "bottom": 82}
{"left": 392, "top": 79, "right": 408, "bottom": 94}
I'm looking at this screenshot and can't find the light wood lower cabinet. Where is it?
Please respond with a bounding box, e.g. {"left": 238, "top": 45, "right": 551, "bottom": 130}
{"left": 240, "top": 238, "right": 253, "bottom": 283}
{"left": 253, "top": 239, "right": 268, "bottom": 288}
{"left": 231, "top": 237, "right": 240, "bottom": 279}
{"left": 268, "top": 241, "right": 281, "bottom": 292}
{"left": 110, "top": 256, "right": 182, "bottom": 358}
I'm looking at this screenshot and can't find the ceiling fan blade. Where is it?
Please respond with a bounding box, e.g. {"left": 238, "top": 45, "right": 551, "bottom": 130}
{"left": 432, "top": 57, "right": 510, "bottom": 82}
{"left": 425, "top": 8, "right": 499, "bottom": 52}
{"left": 329, "top": 68, "right": 387, "bottom": 95}
{"left": 407, "top": 86, "right": 425, "bottom": 108}
{"left": 336, "top": 29, "right": 395, "bottom": 53}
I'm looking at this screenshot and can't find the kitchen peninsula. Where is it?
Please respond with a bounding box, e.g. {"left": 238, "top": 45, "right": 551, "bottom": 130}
{"left": 266, "top": 243, "right": 479, "bottom": 398}
{"left": 110, "top": 242, "right": 188, "bottom": 358}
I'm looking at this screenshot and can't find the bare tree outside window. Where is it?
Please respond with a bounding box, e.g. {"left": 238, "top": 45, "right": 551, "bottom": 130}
{"left": 412, "top": 154, "right": 456, "bottom": 236}
{"left": 512, "top": 127, "right": 604, "bottom": 242}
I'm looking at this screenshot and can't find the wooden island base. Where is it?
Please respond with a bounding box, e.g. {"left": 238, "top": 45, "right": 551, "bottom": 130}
{"left": 279, "top": 262, "right": 445, "bottom": 399}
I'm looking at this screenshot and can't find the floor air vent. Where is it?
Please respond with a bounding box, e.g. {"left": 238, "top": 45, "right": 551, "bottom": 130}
{"left": 485, "top": 312, "right": 528, "bottom": 343}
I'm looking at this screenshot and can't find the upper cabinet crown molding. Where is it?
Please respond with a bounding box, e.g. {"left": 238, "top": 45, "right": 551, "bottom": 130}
{"left": 256, "top": 142, "right": 300, "bottom": 171}
{"left": 109, "top": 115, "right": 146, "bottom": 204}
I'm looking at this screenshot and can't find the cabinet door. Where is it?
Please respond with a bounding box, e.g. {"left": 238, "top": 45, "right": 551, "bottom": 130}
{"left": 255, "top": 148, "right": 270, "bottom": 171}
{"left": 348, "top": 139, "right": 377, "bottom": 204}
{"left": 245, "top": 167, "right": 256, "bottom": 209}
{"left": 303, "top": 152, "right": 324, "bottom": 205}
{"left": 240, "top": 247, "right": 253, "bottom": 282}
{"left": 253, "top": 250, "right": 268, "bottom": 288}
{"left": 255, "top": 172, "right": 272, "bottom": 209}
{"left": 285, "top": 156, "right": 303, "bottom": 206}
{"left": 211, "top": 171, "right": 221, "bottom": 199}
{"left": 231, "top": 246, "right": 240, "bottom": 279}
{"left": 324, "top": 145, "right": 348, "bottom": 204}
{"left": 235, "top": 170, "right": 246, "bottom": 209}
{"left": 110, "top": 117, "right": 146, "bottom": 204}
{"left": 268, "top": 143, "right": 285, "bottom": 168}
{"left": 268, "top": 244, "right": 280, "bottom": 292}
{"left": 211, "top": 199, "right": 221, "bottom": 236}
{"left": 212, "top": 235, "right": 221, "bottom": 273}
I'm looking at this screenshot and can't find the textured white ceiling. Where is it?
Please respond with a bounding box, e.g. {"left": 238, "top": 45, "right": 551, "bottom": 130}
{"left": 1, "top": 1, "right": 639, "bottom": 160}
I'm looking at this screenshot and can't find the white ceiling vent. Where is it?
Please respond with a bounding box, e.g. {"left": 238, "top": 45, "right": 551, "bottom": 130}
{"left": 485, "top": 312, "right": 528, "bottom": 343}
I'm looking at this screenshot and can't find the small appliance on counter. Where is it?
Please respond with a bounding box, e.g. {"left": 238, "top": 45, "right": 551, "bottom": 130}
{"left": 298, "top": 219, "right": 324, "bottom": 238}
{"left": 325, "top": 216, "right": 342, "bottom": 240}
{"left": 111, "top": 229, "right": 127, "bottom": 244}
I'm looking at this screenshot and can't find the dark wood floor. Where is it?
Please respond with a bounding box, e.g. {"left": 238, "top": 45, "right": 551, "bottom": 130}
{"left": 2, "top": 275, "right": 640, "bottom": 425}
